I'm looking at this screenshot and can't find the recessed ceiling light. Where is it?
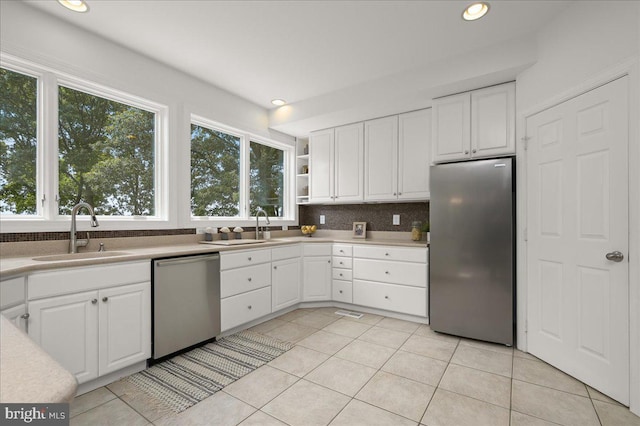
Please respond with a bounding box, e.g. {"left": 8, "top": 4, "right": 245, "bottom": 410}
{"left": 58, "top": 0, "right": 89, "bottom": 13}
{"left": 462, "top": 2, "right": 489, "bottom": 21}
{"left": 271, "top": 99, "right": 287, "bottom": 106}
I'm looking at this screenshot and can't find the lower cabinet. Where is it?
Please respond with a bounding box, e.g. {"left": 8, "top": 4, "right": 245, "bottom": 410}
{"left": 221, "top": 286, "right": 271, "bottom": 331}
{"left": 272, "top": 257, "right": 302, "bottom": 311}
{"left": 353, "top": 280, "right": 426, "bottom": 317}
{"left": 302, "top": 256, "right": 332, "bottom": 301}
{"left": 28, "top": 282, "right": 150, "bottom": 384}
{"left": 1, "top": 304, "right": 28, "bottom": 332}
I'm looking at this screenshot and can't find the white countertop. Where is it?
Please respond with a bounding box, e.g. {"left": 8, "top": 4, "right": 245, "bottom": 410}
{"left": 0, "top": 234, "right": 427, "bottom": 278}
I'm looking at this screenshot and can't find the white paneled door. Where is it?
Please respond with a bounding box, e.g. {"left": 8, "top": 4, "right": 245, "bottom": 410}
{"left": 527, "top": 76, "right": 629, "bottom": 404}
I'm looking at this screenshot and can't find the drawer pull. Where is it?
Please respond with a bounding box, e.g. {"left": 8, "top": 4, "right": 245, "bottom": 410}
{"left": 273, "top": 266, "right": 277, "bottom": 270}
{"left": 339, "top": 262, "right": 343, "bottom": 265}
{"left": 248, "top": 277, "right": 252, "bottom": 282}
{"left": 91, "top": 299, "right": 98, "bottom": 304}
{"left": 385, "top": 271, "right": 390, "bottom": 275}
{"left": 339, "top": 250, "right": 344, "bottom": 253}
{"left": 385, "top": 295, "right": 389, "bottom": 299}
{"left": 339, "top": 273, "right": 343, "bottom": 277}
{"left": 248, "top": 305, "right": 252, "bottom": 310}
{"left": 20, "top": 313, "right": 30, "bottom": 319}
{"left": 385, "top": 253, "right": 390, "bottom": 256}
{"left": 102, "top": 297, "right": 109, "bottom": 302}
{"left": 328, "top": 260, "right": 331, "bottom": 264}
{"left": 248, "top": 257, "right": 252, "bottom": 261}
{"left": 339, "top": 290, "right": 343, "bottom": 294}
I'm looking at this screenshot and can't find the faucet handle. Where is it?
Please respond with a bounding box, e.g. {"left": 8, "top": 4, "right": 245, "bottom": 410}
{"left": 98, "top": 242, "right": 105, "bottom": 252}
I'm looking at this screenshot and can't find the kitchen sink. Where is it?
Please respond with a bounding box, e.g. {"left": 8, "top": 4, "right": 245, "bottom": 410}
{"left": 33, "top": 251, "right": 131, "bottom": 261}
{"left": 199, "top": 239, "right": 269, "bottom": 246}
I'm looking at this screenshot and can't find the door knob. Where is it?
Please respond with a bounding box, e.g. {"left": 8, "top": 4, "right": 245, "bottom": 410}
{"left": 20, "top": 313, "right": 30, "bottom": 319}
{"left": 605, "top": 251, "right": 624, "bottom": 262}
{"left": 102, "top": 297, "right": 109, "bottom": 302}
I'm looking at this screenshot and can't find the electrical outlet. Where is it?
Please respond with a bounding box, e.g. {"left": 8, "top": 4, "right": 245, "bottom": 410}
{"left": 320, "top": 215, "right": 326, "bottom": 225}
{"left": 282, "top": 225, "right": 288, "bottom": 231}
{"left": 392, "top": 214, "right": 400, "bottom": 225}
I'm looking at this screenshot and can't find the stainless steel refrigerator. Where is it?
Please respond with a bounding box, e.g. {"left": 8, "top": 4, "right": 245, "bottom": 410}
{"left": 429, "top": 157, "right": 515, "bottom": 346}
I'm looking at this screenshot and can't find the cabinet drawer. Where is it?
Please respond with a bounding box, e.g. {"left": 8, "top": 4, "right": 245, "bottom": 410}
{"left": 272, "top": 245, "right": 301, "bottom": 261}
{"left": 332, "top": 268, "right": 353, "bottom": 281}
{"left": 353, "top": 245, "right": 427, "bottom": 263}
{"left": 29, "top": 261, "right": 150, "bottom": 300}
{"left": 1, "top": 276, "right": 25, "bottom": 309}
{"left": 221, "top": 286, "right": 271, "bottom": 331}
{"left": 332, "top": 256, "right": 353, "bottom": 269}
{"left": 220, "top": 249, "right": 271, "bottom": 270}
{"left": 332, "top": 280, "right": 352, "bottom": 303}
{"left": 332, "top": 244, "right": 353, "bottom": 257}
{"left": 353, "top": 280, "right": 426, "bottom": 317}
{"left": 221, "top": 263, "right": 271, "bottom": 298}
{"left": 303, "top": 243, "right": 332, "bottom": 257}
{"left": 353, "top": 258, "right": 426, "bottom": 287}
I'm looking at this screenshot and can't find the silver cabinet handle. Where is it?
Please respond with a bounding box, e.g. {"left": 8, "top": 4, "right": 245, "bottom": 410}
{"left": 273, "top": 266, "right": 277, "bottom": 270}
{"left": 606, "top": 251, "right": 624, "bottom": 262}
{"left": 398, "top": 192, "right": 402, "bottom": 195}
{"left": 327, "top": 260, "right": 331, "bottom": 264}
{"left": 20, "top": 313, "right": 30, "bottom": 319}
{"left": 385, "top": 253, "right": 389, "bottom": 256}
{"left": 464, "top": 150, "right": 469, "bottom": 154}
{"left": 248, "top": 305, "right": 252, "bottom": 310}
{"left": 393, "top": 192, "right": 397, "bottom": 196}
{"left": 384, "top": 295, "right": 389, "bottom": 299}
{"left": 385, "top": 271, "right": 390, "bottom": 274}
{"left": 339, "top": 250, "right": 344, "bottom": 253}
{"left": 339, "top": 273, "right": 343, "bottom": 277}
{"left": 339, "top": 262, "right": 343, "bottom": 265}
{"left": 91, "top": 299, "right": 98, "bottom": 304}
{"left": 248, "top": 277, "right": 252, "bottom": 282}
{"left": 472, "top": 149, "right": 477, "bottom": 153}
{"left": 339, "top": 290, "right": 343, "bottom": 294}
{"left": 248, "top": 257, "right": 252, "bottom": 261}
{"left": 102, "top": 297, "right": 108, "bottom": 302}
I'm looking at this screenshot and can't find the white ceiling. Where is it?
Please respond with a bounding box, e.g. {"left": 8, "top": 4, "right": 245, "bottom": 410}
{"left": 24, "top": 0, "right": 572, "bottom": 136}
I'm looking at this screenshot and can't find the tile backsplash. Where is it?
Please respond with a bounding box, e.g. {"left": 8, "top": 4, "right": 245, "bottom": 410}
{"left": 299, "top": 202, "right": 429, "bottom": 232}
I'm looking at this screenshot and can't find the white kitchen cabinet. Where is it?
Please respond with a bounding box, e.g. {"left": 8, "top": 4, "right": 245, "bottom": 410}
{"left": 365, "top": 110, "right": 431, "bottom": 201}
{"left": 29, "top": 290, "right": 100, "bottom": 383}
{"left": 99, "top": 282, "right": 151, "bottom": 376}
{"left": 364, "top": 116, "right": 398, "bottom": 201}
{"left": 352, "top": 245, "right": 428, "bottom": 318}
{"left": 272, "top": 257, "right": 302, "bottom": 311}
{"left": 432, "top": 82, "right": 515, "bottom": 163}
{"left": 28, "top": 282, "right": 151, "bottom": 384}
{"left": 309, "top": 123, "right": 364, "bottom": 203}
{"left": 27, "top": 261, "right": 151, "bottom": 384}
{"left": 221, "top": 286, "right": 271, "bottom": 331}
{"left": 309, "top": 128, "right": 334, "bottom": 203}
{"left": 302, "top": 244, "right": 332, "bottom": 301}
{"left": 1, "top": 304, "right": 28, "bottom": 332}
{"left": 398, "top": 109, "right": 432, "bottom": 200}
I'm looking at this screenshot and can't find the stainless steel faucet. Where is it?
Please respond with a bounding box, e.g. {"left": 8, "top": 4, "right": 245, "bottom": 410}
{"left": 69, "top": 202, "right": 99, "bottom": 253}
{"left": 255, "top": 207, "right": 270, "bottom": 240}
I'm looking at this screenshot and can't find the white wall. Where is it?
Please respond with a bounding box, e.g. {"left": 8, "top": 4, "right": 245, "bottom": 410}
{"left": 0, "top": 1, "right": 295, "bottom": 231}
{"left": 515, "top": 0, "right": 640, "bottom": 415}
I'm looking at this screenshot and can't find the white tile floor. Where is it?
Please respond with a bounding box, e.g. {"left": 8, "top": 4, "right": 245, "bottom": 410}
{"left": 70, "top": 307, "right": 640, "bottom": 426}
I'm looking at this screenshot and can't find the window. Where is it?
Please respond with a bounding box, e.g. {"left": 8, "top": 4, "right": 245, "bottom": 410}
{"left": 250, "top": 141, "right": 284, "bottom": 217}
{"left": 0, "top": 57, "right": 167, "bottom": 230}
{"left": 190, "top": 117, "right": 293, "bottom": 222}
{"left": 58, "top": 85, "right": 156, "bottom": 216}
{"left": 0, "top": 67, "right": 38, "bottom": 215}
{"left": 190, "top": 124, "right": 240, "bottom": 216}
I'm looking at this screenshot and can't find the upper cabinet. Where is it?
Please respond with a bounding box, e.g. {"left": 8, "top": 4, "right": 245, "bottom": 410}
{"left": 309, "top": 123, "right": 364, "bottom": 204}
{"left": 364, "top": 110, "right": 431, "bottom": 201}
{"left": 432, "top": 82, "right": 515, "bottom": 163}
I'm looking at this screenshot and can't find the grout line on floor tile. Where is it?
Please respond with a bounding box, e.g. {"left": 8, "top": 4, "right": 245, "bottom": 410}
{"left": 510, "top": 409, "right": 565, "bottom": 426}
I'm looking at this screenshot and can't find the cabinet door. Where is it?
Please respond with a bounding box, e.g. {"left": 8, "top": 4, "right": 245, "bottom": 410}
{"left": 471, "top": 83, "right": 515, "bottom": 158}
{"left": 364, "top": 116, "right": 399, "bottom": 201}
{"left": 29, "top": 291, "right": 99, "bottom": 384}
{"left": 99, "top": 282, "right": 151, "bottom": 376}
{"left": 272, "top": 257, "right": 302, "bottom": 311}
{"left": 302, "top": 256, "right": 332, "bottom": 301}
{"left": 398, "top": 109, "right": 431, "bottom": 200}
{"left": 309, "top": 128, "right": 334, "bottom": 203}
{"left": 432, "top": 92, "right": 471, "bottom": 163}
{"left": 334, "top": 123, "right": 364, "bottom": 202}
{"left": 1, "top": 304, "right": 28, "bottom": 332}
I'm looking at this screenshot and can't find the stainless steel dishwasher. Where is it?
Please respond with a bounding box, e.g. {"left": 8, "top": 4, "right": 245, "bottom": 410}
{"left": 152, "top": 253, "right": 220, "bottom": 361}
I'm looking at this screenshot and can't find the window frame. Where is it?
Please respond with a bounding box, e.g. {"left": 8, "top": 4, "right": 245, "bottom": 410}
{"left": 187, "top": 114, "right": 296, "bottom": 228}
{"left": 0, "top": 54, "right": 171, "bottom": 232}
